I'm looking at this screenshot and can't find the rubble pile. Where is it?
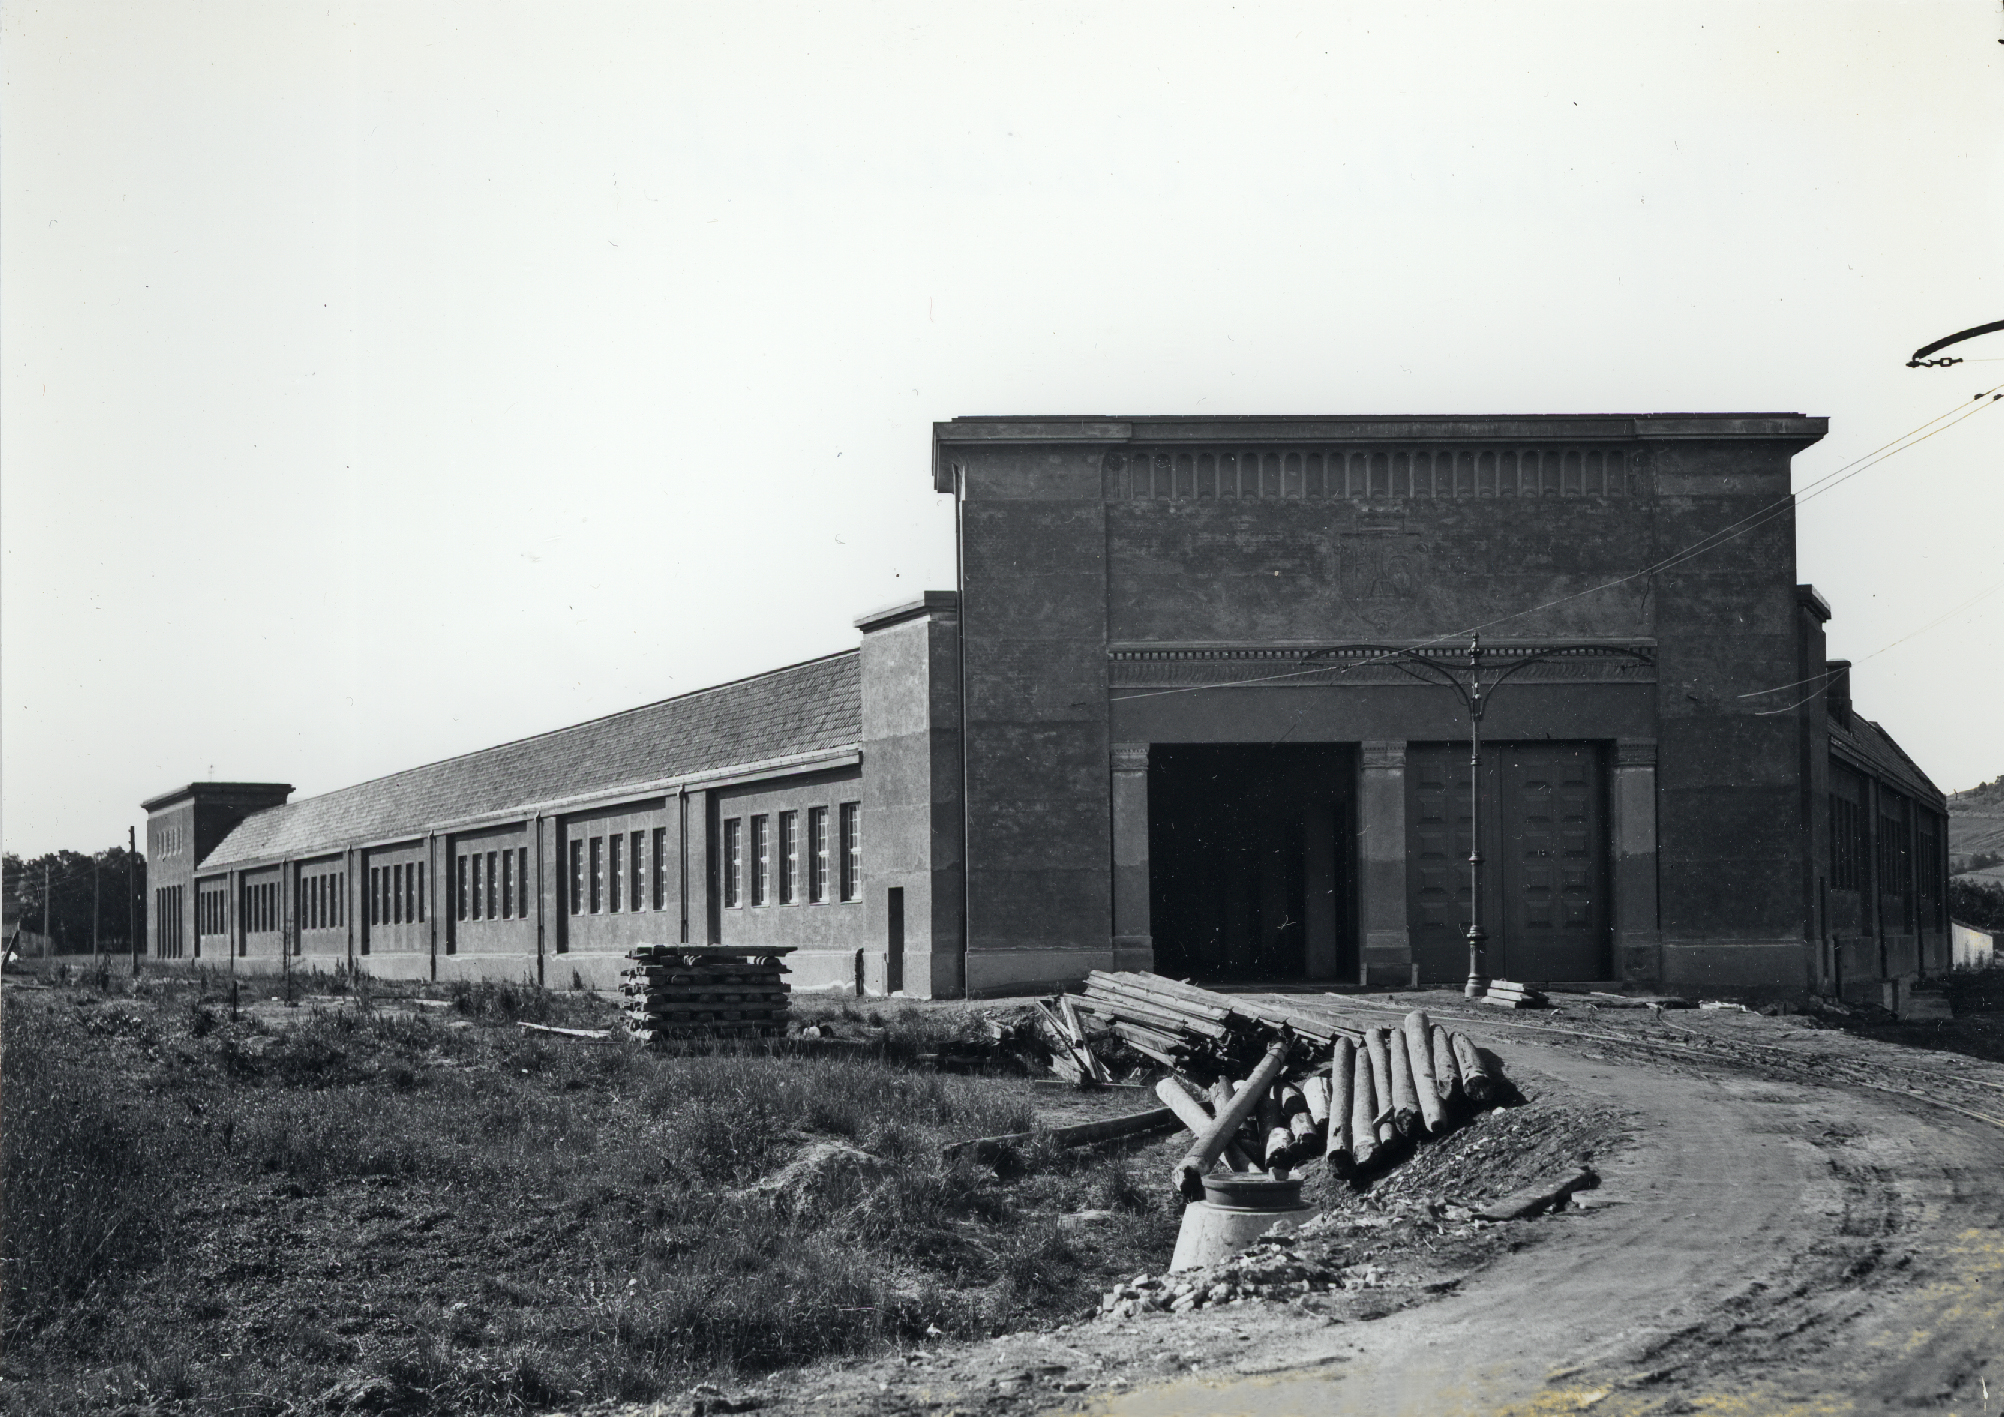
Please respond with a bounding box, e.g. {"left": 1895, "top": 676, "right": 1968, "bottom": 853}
{"left": 1070, "top": 971, "right": 1510, "bottom": 1195}
{"left": 1098, "top": 1229, "right": 1342, "bottom": 1319}
{"left": 621, "top": 945, "right": 794, "bottom": 1043}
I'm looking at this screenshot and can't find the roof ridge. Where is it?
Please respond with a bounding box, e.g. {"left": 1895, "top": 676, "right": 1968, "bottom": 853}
{"left": 1860, "top": 715, "right": 1944, "bottom": 802}
{"left": 244, "top": 647, "right": 859, "bottom": 817}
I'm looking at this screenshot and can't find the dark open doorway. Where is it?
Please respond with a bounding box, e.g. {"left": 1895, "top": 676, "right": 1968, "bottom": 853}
{"left": 1148, "top": 745, "right": 1357, "bottom": 983}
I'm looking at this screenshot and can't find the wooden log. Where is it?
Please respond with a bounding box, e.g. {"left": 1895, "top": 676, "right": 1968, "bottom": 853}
{"left": 1302, "top": 1075, "right": 1332, "bottom": 1127}
{"left": 1363, "top": 1028, "right": 1398, "bottom": 1147}
{"left": 943, "top": 1106, "right": 1180, "bottom": 1161}
{"left": 1431, "top": 1023, "right": 1462, "bottom": 1104}
{"left": 1452, "top": 1032, "right": 1494, "bottom": 1103}
{"left": 1386, "top": 1027, "right": 1422, "bottom": 1139}
{"left": 1346, "top": 1038, "right": 1379, "bottom": 1170}
{"left": 1173, "top": 1038, "right": 1289, "bottom": 1201}
{"left": 1327, "top": 1039, "right": 1357, "bottom": 1176}
{"left": 1258, "top": 1086, "right": 1292, "bottom": 1169}
{"left": 1403, "top": 1010, "right": 1448, "bottom": 1134}
{"left": 1196, "top": 1079, "right": 1256, "bottom": 1171}
{"left": 1287, "top": 1100, "right": 1320, "bottom": 1159}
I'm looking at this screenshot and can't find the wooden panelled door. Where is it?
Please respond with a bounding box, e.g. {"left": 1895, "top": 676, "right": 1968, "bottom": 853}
{"left": 1407, "top": 741, "right": 1610, "bottom": 984}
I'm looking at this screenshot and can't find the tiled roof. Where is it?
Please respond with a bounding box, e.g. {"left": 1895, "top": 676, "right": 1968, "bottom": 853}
{"left": 1831, "top": 712, "right": 1944, "bottom": 809}
{"left": 201, "top": 651, "right": 861, "bottom": 869}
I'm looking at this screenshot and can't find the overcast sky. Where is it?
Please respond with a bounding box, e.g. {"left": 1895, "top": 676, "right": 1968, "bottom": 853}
{"left": 3, "top": 0, "right": 1999, "bottom": 858}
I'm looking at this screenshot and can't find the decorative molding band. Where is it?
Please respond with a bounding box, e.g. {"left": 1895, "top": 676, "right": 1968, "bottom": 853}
{"left": 1104, "top": 445, "right": 1644, "bottom": 502}
{"left": 1615, "top": 739, "right": 1660, "bottom": 768}
{"left": 1361, "top": 740, "right": 1408, "bottom": 772}
{"left": 1110, "top": 742, "right": 1151, "bottom": 773}
{"left": 1109, "top": 643, "right": 1656, "bottom": 692}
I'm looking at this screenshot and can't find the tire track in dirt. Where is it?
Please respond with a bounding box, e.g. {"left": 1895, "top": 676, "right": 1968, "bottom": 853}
{"left": 1073, "top": 1028, "right": 2004, "bottom": 1416}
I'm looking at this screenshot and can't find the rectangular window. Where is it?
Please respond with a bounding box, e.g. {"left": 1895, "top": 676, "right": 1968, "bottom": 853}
{"left": 518, "top": 847, "right": 529, "bottom": 919}
{"left": 610, "top": 834, "right": 625, "bottom": 912}
{"left": 394, "top": 865, "right": 405, "bottom": 924}
{"left": 808, "top": 806, "right": 829, "bottom": 904}
{"left": 368, "top": 868, "right": 379, "bottom": 925}
{"left": 569, "top": 839, "right": 585, "bottom": 915}
{"left": 458, "top": 855, "right": 470, "bottom": 920}
{"left": 589, "top": 836, "right": 604, "bottom": 913}
{"left": 652, "top": 827, "right": 667, "bottom": 910}
{"left": 751, "top": 815, "right": 770, "bottom": 906}
{"left": 501, "top": 848, "right": 514, "bottom": 920}
{"left": 630, "top": 831, "right": 644, "bottom": 912}
{"left": 471, "top": 853, "right": 484, "bottom": 920}
{"left": 486, "top": 850, "right": 498, "bottom": 919}
{"left": 418, "top": 862, "right": 427, "bottom": 922}
{"left": 336, "top": 872, "right": 344, "bottom": 927}
{"left": 723, "top": 818, "right": 744, "bottom": 908}
{"left": 839, "top": 802, "right": 861, "bottom": 902}
{"left": 779, "top": 811, "right": 798, "bottom": 904}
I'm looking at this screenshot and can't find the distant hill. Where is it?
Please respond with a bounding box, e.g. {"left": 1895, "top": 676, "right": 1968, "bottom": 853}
{"left": 1950, "top": 776, "right": 2004, "bottom": 872}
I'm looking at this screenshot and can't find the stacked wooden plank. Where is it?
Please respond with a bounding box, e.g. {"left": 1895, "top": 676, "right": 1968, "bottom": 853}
{"left": 1069, "top": 972, "right": 1507, "bottom": 1200}
{"left": 621, "top": 945, "right": 794, "bottom": 1043}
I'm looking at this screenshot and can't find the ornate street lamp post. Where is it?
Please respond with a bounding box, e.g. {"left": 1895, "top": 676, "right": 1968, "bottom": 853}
{"left": 1310, "top": 636, "right": 1653, "bottom": 997}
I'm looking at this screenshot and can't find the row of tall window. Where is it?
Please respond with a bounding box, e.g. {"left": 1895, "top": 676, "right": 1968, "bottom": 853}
{"left": 198, "top": 887, "right": 228, "bottom": 937}
{"left": 156, "top": 885, "right": 186, "bottom": 957}
{"left": 1830, "top": 792, "right": 1865, "bottom": 892}
{"left": 244, "top": 880, "right": 280, "bottom": 933}
{"left": 301, "top": 869, "right": 345, "bottom": 931}
{"left": 459, "top": 845, "right": 531, "bottom": 922}
{"left": 1877, "top": 802, "right": 1914, "bottom": 901}
{"left": 722, "top": 803, "right": 858, "bottom": 909}
{"left": 567, "top": 827, "right": 668, "bottom": 916}
{"left": 369, "top": 862, "right": 426, "bottom": 927}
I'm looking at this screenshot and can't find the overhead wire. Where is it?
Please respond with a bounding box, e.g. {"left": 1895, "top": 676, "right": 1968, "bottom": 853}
{"left": 1741, "top": 579, "right": 2004, "bottom": 715}
{"left": 1113, "top": 383, "right": 2004, "bottom": 705}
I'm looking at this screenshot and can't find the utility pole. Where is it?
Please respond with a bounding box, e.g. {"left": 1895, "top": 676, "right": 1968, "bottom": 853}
{"left": 92, "top": 851, "right": 101, "bottom": 966}
{"left": 128, "top": 825, "right": 140, "bottom": 973}
{"left": 42, "top": 857, "right": 51, "bottom": 958}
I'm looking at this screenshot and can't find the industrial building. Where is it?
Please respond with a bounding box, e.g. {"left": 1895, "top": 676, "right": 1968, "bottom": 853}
{"left": 144, "top": 413, "right": 1950, "bottom": 1001}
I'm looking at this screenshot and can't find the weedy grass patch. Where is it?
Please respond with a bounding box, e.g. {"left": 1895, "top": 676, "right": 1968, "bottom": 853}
{"left": 1, "top": 969, "right": 1180, "bottom": 1416}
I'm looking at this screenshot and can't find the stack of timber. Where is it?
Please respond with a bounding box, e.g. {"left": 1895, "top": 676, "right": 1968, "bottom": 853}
{"left": 1072, "top": 972, "right": 1508, "bottom": 1201}
{"left": 621, "top": 945, "right": 795, "bottom": 1043}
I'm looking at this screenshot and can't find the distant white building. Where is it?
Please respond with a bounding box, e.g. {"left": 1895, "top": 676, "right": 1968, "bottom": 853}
{"left": 1952, "top": 919, "right": 1995, "bottom": 970}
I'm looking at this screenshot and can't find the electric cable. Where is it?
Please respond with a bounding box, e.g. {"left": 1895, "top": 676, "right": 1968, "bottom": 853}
{"left": 1113, "top": 386, "right": 2003, "bottom": 705}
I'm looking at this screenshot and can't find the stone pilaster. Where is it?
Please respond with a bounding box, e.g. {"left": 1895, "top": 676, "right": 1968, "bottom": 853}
{"left": 1110, "top": 741, "right": 1154, "bottom": 972}
{"left": 1358, "top": 740, "right": 1412, "bottom": 986}
{"left": 1613, "top": 739, "right": 1662, "bottom": 982}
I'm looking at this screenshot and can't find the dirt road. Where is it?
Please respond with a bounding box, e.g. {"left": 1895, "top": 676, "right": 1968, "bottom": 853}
{"left": 1083, "top": 1011, "right": 2004, "bottom": 1416}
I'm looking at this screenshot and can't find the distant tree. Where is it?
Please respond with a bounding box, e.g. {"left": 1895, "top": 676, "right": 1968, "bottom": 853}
{"left": 2, "top": 848, "right": 147, "bottom": 954}
{"left": 1948, "top": 877, "right": 2004, "bottom": 936}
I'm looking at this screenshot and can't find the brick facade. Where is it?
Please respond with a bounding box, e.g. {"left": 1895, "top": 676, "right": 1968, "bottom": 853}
{"left": 143, "top": 414, "right": 1948, "bottom": 1002}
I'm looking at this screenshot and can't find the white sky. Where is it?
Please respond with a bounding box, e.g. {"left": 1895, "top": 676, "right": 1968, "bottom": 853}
{"left": 3, "top": 0, "right": 2000, "bottom": 858}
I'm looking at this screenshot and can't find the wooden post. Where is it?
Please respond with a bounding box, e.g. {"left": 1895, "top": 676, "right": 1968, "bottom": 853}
{"left": 1173, "top": 1038, "right": 1289, "bottom": 1201}
{"left": 1347, "top": 1039, "right": 1378, "bottom": 1170}
{"left": 1431, "top": 1023, "right": 1462, "bottom": 1103}
{"left": 1364, "top": 1027, "right": 1397, "bottom": 1147}
{"left": 1327, "top": 1039, "right": 1357, "bottom": 1175}
{"left": 1452, "top": 1032, "right": 1493, "bottom": 1103}
{"left": 1403, "top": 1010, "right": 1447, "bottom": 1133}
{"left": 1301, "top": 1075, "right": 1331, "bottom": 1126}
{"left": 1387, "top": 1027, "right": 1422, "bottom": 1138}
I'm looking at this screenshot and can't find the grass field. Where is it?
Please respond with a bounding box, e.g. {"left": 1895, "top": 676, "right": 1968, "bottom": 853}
{"left": 1, "top": 965, "right": 1179, "bottom": 1416}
